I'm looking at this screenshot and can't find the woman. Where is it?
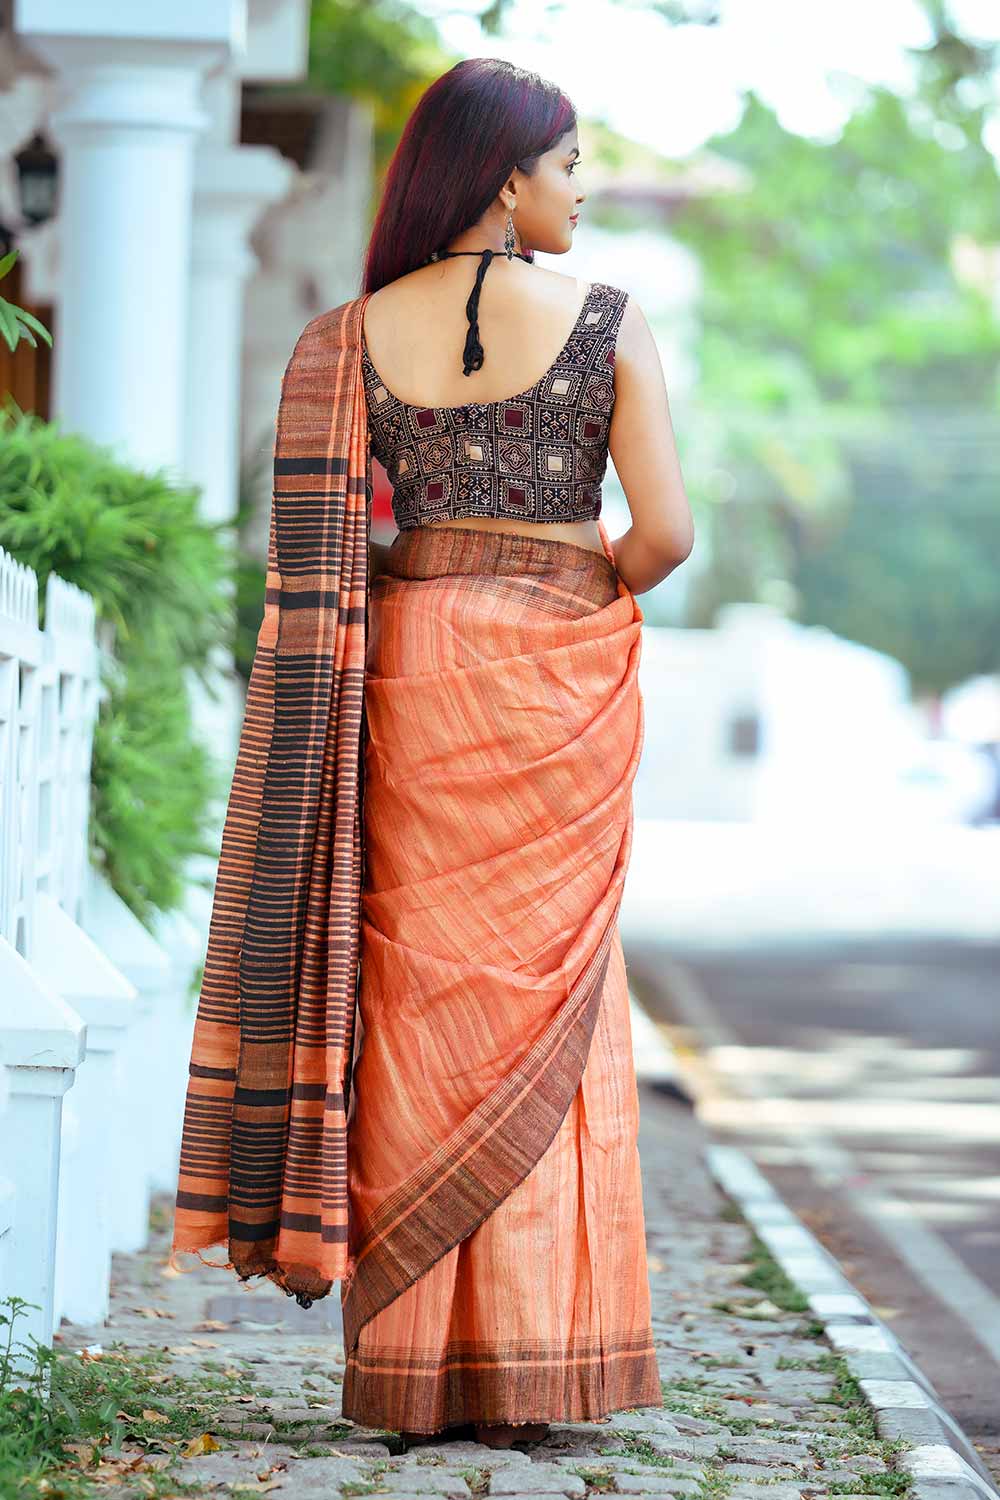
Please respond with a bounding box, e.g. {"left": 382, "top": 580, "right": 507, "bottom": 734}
{"left": 172, "top": 57, "right": 693, "bottom": 1452}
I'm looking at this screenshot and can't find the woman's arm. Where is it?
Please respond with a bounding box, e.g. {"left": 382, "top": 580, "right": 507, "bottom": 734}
{"left": 607, "top": 296, "right": 695, "bottom": 597}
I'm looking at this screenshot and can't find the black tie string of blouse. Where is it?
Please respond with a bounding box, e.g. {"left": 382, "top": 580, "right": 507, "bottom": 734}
{"left": 427, "top": 246, "right": 533, "bottom": 376}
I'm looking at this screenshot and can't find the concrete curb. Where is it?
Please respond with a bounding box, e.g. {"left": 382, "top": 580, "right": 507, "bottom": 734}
{"left": 628, "top": 989, "right": 696, "bottom": 1108}
{"left": 705, "top": 1144, "right": 999, "bottom": 1500}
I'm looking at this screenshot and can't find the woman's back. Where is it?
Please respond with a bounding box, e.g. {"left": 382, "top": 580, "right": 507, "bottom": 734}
{"left": 363, "top": 260, "right": 620, "bottom": 553}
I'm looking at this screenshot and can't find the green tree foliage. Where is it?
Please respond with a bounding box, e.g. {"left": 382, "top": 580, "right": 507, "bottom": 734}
{"left": 0, "top": 250, "right": 52, "bottom": 353}
{"left": 0, "top": 406, "right": 233, "bottom": 926}
{"left": 306, "top": 0, "right": 456, "bottom": 172}
{"left": 665, "top": 11, "right": 1000, "bottom": 692}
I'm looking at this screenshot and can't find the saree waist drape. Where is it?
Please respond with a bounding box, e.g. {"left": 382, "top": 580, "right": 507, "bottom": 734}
{"left": 340, "top": 522, "right": 662, "bottom": 1431}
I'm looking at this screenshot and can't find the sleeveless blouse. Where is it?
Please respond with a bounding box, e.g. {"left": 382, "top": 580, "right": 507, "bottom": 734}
{"left": 362, "top": 280, "right": 630, "bottom": 531}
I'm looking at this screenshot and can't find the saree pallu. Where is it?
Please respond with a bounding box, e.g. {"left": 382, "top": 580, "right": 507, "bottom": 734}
{"left": 340, "top": 522, "right": 662, "bottom": 1432}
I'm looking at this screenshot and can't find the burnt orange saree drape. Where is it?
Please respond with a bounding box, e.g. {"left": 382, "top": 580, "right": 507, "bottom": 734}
{"left": 341, "top": 524, "right": 661, "bottom": 1431}
{"left": 171, "top": 293, "right": 662, "bottom": 1431}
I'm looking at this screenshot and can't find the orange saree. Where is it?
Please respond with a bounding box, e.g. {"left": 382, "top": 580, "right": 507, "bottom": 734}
{"left": 171, "top": 293, "right": 661, "bottom": 1431}
{"left": 341, "top": 524, "right": 661, "bottom": 1431}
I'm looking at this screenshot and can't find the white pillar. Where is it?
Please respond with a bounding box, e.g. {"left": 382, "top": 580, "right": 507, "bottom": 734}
{"left": 184, "top": 142, "right": 294, "bottom": 524}
{"left": 182, "top": 59, "right": 295, "bottom": 764}
{"left": 12, "top": 5, "right": 245, "bottom": 473}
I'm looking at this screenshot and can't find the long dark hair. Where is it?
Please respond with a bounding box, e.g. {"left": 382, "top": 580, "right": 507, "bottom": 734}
{"left": 362, "top": 58, "right": 576, "bottom": 295}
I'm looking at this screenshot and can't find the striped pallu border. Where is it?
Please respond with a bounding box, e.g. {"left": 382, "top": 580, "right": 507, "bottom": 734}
{"left": 171, "top": 293, "right": 374, "bottom": 1303}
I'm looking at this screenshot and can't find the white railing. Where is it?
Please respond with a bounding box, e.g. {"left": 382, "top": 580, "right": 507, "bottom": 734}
{"left": 0, "top": 544, "right": 197, "bottom": 1366}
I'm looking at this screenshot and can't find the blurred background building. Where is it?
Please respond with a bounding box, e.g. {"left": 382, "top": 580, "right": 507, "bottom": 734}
{"left": 4, "top": 0, "right": 998, "bottom": 835}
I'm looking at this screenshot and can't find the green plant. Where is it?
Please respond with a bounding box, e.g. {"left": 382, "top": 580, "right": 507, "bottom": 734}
{"left": 0, "top": 404, "right": 235, "bottom": 926}
{"left": 0, "top": 1294, "right": 269, "bottom": 1497}
{"left": 0, "top": 249, "right": 52, "bottom": 353}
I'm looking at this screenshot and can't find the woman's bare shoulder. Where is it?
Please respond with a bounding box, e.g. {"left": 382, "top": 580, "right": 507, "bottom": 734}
{"left": 367, "top": 261, "right": 586, "bottom": 314}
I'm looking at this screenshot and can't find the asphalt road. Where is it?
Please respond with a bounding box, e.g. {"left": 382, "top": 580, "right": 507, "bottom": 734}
{"left": 625, "top": 927, "right": 1000, "bottom": 1481}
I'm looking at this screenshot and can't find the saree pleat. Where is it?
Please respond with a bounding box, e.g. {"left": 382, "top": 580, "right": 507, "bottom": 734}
{"left": 340, "top": 523, "right": 662, "bottom": 1431}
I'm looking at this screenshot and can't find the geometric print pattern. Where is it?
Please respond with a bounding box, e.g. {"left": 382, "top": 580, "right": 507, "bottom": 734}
{"left": 362, "top": 281, "right": 630, "bottom": 530}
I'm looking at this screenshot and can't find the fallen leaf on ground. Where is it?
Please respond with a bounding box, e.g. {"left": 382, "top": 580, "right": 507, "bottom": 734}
{"left": 61, "top": 1441, "right": 96, "bottom": 1465}
{"left": 181, "top": 1433, "right": 222, "bottom": 1457}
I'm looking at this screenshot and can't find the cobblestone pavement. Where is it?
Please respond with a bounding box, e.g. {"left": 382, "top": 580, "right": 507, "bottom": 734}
{"left": 56, "top": 1086, "right": 915, "bottom": 1498}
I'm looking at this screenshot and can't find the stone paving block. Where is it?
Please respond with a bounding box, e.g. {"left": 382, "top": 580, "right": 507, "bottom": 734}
{"left": 274, "top": 1457, "right": 378, "bottom": 1493}
{"left": 489, "top": 1462, "right": 586, "bottom": 1494}
{"left": 549, "top": 1423, "right": 618, "bottom": 1439}
{"left": 665, "top": 1437, "right": 716, "bottom": 1459}
{"left": 600, "top": 1436, "right": 701, "bottom": 1462}
{"left": 166, "top": 1445, "right": 304, "bottom": 1488}
{"left": 264, "top": 1398, "right": 344, "bottom": 1416}
{"left": 719, "top": 1462, "right": 807, "bottom": 1481}
{"left": 289, "top": 1456, "right": 368, "bottom": 1484}
{"left": 815, "top": 1452, "right": 887, "bottom": 1474}
{"left": 378, "top": 1493, "right": 471, "bottom": 1500}
{"left": 380, "top": 1468, "right": 472, "bottom": 1495}
{"left": 727, "top": 1485, "right": 805, "bottom": 1500}
{"left": 209, "top": 1419, "right": 277, "bottom": 1440}
{"left": 612, "top": 1471, "right": 703, "bottom": 1494}
{"left": 668, "top": 1413, "right": 720, "bottom": 1435}
{"left": 762, "top": 1373, "right": 837, "bottom": 1398}
{"left": 718, "top": 1438, "right": 811, "bottom": 1465}
{"left": 603, "top": 1416, "right": 686, "bottom": 1439}
{"left": 402, "top": 1442, "right": 531, "bottom": 1466}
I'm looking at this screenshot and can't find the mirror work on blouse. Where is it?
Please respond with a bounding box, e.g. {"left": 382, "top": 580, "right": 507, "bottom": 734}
{"left": 362, "top": 281, "right": 630, "bottom": 531}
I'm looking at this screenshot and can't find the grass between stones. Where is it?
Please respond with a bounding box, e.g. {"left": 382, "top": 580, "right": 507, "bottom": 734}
{"left": 0, "top": 1293, "right": 288, "bottom": 1498}
{"left": 572, "top": 1466, "right": 620, "bottom": 1492}
{"left": 458, "top": 1466, "right": 491, "bottom": 1495}
{"left": 668, "top": 1206, "right": 917, "bottom": 1500}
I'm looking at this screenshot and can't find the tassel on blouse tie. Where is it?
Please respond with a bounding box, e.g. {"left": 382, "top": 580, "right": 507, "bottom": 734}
{"left": 428, "top": 245, "right": 534, "bottom": 377}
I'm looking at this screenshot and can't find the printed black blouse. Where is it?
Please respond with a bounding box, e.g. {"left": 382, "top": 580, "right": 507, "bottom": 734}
{"left": 362, "top": 280, "right": 629, "bottom": 530}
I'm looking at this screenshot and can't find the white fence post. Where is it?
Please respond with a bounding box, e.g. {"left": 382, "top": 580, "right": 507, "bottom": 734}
{"left": 1, "top": 534, "right": 205, "bottom": 1342}
{"left": 79, "top": 870, "right": 173, "bottom": 1254}
{"left": 0, "top": 547, "right": 88, "bottom": 1360}
{"left": 31, "top": 572, "right": 142, "bottom": 1328}
{"left": 0, "top": 948, "right": 86, "bottom": 1364}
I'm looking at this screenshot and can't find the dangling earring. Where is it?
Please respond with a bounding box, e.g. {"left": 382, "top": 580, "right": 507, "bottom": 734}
{"left": 504, "top": 208, "right": 516, "bottom": 260}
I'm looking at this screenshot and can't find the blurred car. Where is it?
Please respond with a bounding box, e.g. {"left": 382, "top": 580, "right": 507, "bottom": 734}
{"left": 895, "top": 738, "right": 999, "bottom": 825}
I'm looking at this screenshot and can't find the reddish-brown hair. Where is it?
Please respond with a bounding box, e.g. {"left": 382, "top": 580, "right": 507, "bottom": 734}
{"left": 362, "top": 58, "right": 576, "bottom": 295}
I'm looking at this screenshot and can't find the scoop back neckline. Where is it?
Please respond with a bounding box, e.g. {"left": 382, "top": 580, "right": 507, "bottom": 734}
{"left": 361, "top": 280, "right": 599, "bottom": 416}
